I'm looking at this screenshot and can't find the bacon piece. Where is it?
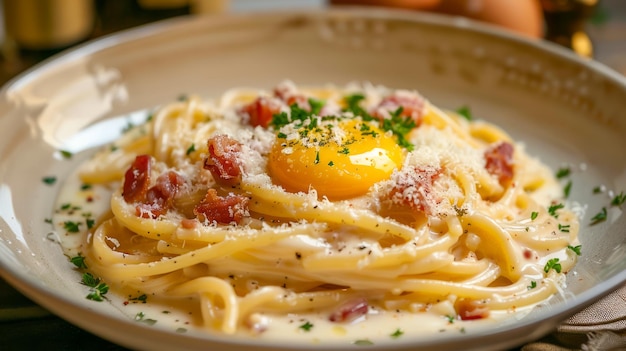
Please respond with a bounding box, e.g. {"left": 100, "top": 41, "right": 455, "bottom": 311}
{"left": 329, "top": 297, "right": 369, "bottom": 323}
{"left": 136, "top": 171, "right": 185, "bottom": 218}
{"left": 123, "top": 155, "right": 151, "bottom": 203}
{"left": 240, "top": 96, "right": 283, "bottom": 128}
{"left": 372, "top": 92, "right": 425, "bottom": 126}
{"left": 388, "top": 166, "right": 441, "bottom": 215}
{"left": 193, "top": 189, "right": 249, "bottom": 225}
{"left": 484, "top": 141, "right": 514, "bottom": 184}
{"left": 455, "top": 299, "right": 490, "bottom": 321}
{"left": 204, "top": 135, "right": 243, "bottom": 186}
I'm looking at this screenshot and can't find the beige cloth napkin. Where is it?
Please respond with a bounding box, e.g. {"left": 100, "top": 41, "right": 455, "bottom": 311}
{"left": 522, "top": 284, "right": 626, "bottom": 351}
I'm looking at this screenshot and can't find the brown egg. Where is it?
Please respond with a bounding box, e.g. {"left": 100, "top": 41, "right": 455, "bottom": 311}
{"left": 330, "top": 0, "right": 544, "bottom": 38}
{"left": 433, "top": 0, "right": 544, "bottom": 38}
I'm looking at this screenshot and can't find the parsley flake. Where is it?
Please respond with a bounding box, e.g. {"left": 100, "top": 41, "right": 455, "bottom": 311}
{"left": 60, "top": 150, "right": 73, "bottom": 159}
{"left": 82, "top": 273, "right": 109, "bottom": 301}
{"left": 556, "top": 167, "right": 571, "bottom": 179}
{"left": 353, "top": 339, "right": 374, "bottom": 346}
{"left": 456, "top": 105, "right": 473, "bottom": 120}
{"left": 568, "top": 245, "right": 582, "bottom": 256}
{"left": 299, "top": 321, "right": 314, "bottom": 331}
{"left": 314, "top": 151, "right": 320, "bottom": 165}
{"left": 86, "top": 218, "right": 95, "bottom": 230}
{"left": 64, "top": 221, "right": 81, "bottom": 233}
{"left": 558, "top": 224, "right": 571, "bottom": 233}
{"left": 42, "top": 176, "right": 57, "bottom": 185}
{"left": 70, "top": 254, "right": 87, "bottom": 269}
{"left": 445, "top": 315, "right": 455, "bottom": 324}
{"left": 80, "top": 183, "right": 92, "bottom": 191}
{"left": 186, "top": 143, "right": 196, "bottom": 155}
{"left": 130, "top": 294, "right": 148, "bottom": 303}
{"left": 527, "top": 281, "right": 537, "bottom": 290}
{"left": 390, "top": 328, "right": 404, "bottom": 338}
{"left": 530, "top": 211, "right": 538, "bottom": 220}
{"left": 548, "top": 203, "right": 565, "bottom": 218}
{"left": 592, "top": 186, "right": 604, "bottom": 194}
{"left": 590, "top": 207, "right": 607, "bottom": 225}
{"left": 611, "top": 191, "right": 626, "bottom": 206}
{"left": 544, "top": 258, "right": 562, "bottom": 273}
{"left": 563, "top": 180, "right": 572, "bottom": 198}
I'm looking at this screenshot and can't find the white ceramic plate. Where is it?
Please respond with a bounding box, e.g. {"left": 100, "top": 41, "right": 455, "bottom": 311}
{"left": 0, "top": 8, "right": 625, "bottom": 351}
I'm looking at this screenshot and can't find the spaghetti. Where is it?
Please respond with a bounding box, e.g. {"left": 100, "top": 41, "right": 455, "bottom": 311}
{"left": 63, "top": 81, "right": 579, "bottom": 338}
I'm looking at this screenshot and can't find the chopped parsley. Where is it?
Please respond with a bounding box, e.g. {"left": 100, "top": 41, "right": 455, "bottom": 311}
{"left": 186, "top": 143, "right": 196, "bottom": 155}
{"left": 527, "top": 281, "right": 537, "bottom": 290}
{"left": 592, "top": 186, "right": 604, "bottom": 194}
{"left": 548, "top": 203, "right": 565, "bottom": 218}
{"left": 456, "top": 105, "right": 472, "bottom": 121}
{"left": 544, "top": 258, "right": 562, "bottom": 273}
{"left": 82, "top": 273, "right": 109, "bottom": 301}
{"left": 567, "top": 245, "right": 582, "bottom": 256}
{"left": 308, "top": 98, "right": 324, "bottom": 115}
{"left": 59, "top": 150, "right": 73, "bottom": 159}
{"left": 42, "top": 176, "right": 57, "bottom": 185}
{"left": 563, "top": 180, "right": 572, "bottom": 198}
{"left": 555, "top": 167, "right": 571, "bottom": 179}
{"left": 70, "top": 254, "right": 87, "bottom": 269}
{"left": 80, "top": 183, "right": 92, "bottom": 191}
{"left": 86, "top": 218, "right": 95, "bottom": 230}
{"left": 445, "top": 315, "right": 455, "bottom": 324}
{"left": 63, "top": 221, "right": 81, "bottom": 233}
{"left": 338, "top": 147, "right": 350, "bottom": 155}
{"left": 328, "top": 161, "right": 334, "bottom": 166}
{"left": 590, "top": 207, "right": 607, "bottom": 225}
{"left": 299, "top": 321, "right": 314, "bottom": 331}
{"left": 558, "top": 224, "right": 571, "bottom": 233}
{"left": 314, "top": 151, "right": 320, "bottom": 165}
{"left": 381, "top": 107, "right": 415, "bottom": 150}
{"left": 353, "top": 339, "right": 374, "bottom": 346}
{"left": 530, "top": 211, "right": 538, "bottom": 220}
{"left": 611, "top": 191, "right": 626, "bottom": 206}
{"left": 175, "top": 328, "right": 187, "bottom": 333}
{"left": 129, "top": 294, "right": 148, "bottom": 303}
{"left": 390, "top": 328, "right": 404, "bottom": 338}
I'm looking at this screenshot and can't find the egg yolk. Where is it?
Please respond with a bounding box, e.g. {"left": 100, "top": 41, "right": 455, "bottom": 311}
{"left": 268, "top": 119, "right": 404, "bottom": 200}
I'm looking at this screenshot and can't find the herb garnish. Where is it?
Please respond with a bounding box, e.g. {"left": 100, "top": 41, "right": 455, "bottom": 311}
{"left": 548, "top": 203, "right": 564, "bottom": 218}
{"left": 445, "top": 315, "right": 455, "bottom": 324}
{"left": 82, "top": 273, "right": 109, "bottom": 301}
{"left": 70, "top": 254, "right": 87, "bottom": 269}
{"left": 59, "top": 150, "right": 73, "bottom": 159}
{"left": 530, "top": 211, "right": 538, "bottom": 220}
{"left": 129, "top": 294, "right": 148, "bottom": 303}
{"left": 353, "top": 339, "right": 374, "bottom": 346}
{"left": 544, "top": 258, "right": 562, "bottom": 273}
{"left": 42, "top": 176, "right": 57, "bottom": 185}
{"left": 64, "top": 221, "right": 81, "bottom": 233}
{"left": 390, "top": 328, "right": 404, "bottom": 338}
{"left": 611, "top": 191, "right": 626, "bottom": 206}
{"left": 558, "top": 224, "right": 571, "bottom": 233}
{"left": 567, "top": 245, "right": 582, "bottom": 256}
{"left": 590, "top": 207, "right": 607, "bottom": 225}
{"left": 80, "top": 183, "right": 92, "bottom": 191}
{"left": 299, "top": 321, "right": 314, "bottom": 331}
{"left": 592, "top": 186, "right": 604, "bottom": 194}
{"left": 555, "top": 167, "right": 571, "bottom": 179}
{"left": 456, "top": 105, "right": 472, "bottom": 121}
{"left": 186, "top": 143, "right": 196, "bottom": 155}
{"left": 527, "top": 281, "right": 537, "bottom": 290}
{"left": 563, "top": 180, "right": 572, "bottom": 198}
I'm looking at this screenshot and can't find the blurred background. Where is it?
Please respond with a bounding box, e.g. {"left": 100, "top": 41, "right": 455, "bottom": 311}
{"left": 0, "top": 0, "right": 624, "bottom": 350}
{"left": 0, "top": 0, "right": 625, "bottom": 84}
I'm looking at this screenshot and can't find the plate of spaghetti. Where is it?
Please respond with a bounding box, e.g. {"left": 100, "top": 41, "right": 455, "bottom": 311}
{"left": 0, "top": 7, "right": 625, "bottom": 351}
